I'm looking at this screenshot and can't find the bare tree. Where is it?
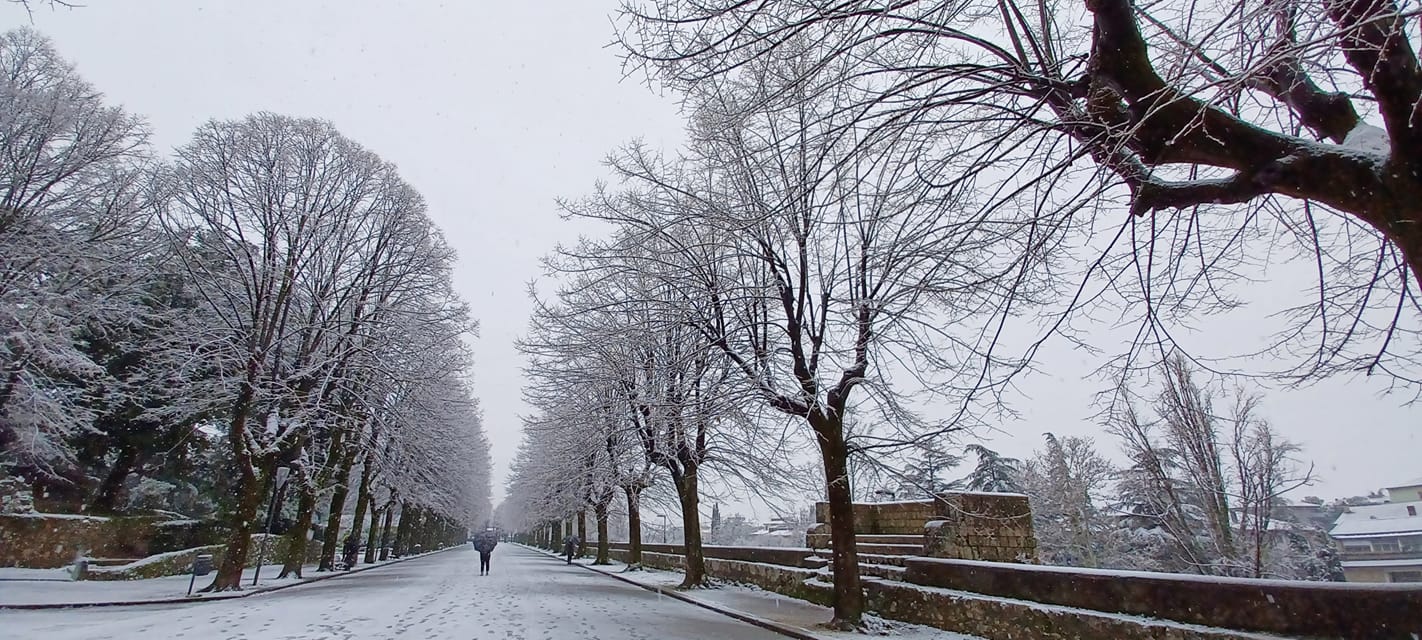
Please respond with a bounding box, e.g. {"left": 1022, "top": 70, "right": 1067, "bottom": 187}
{"left": 1108, "top": 355, "right": 1314, "bottom": 576}
{"left": 558, "top": 56, "right": 1014, "bottom": 622}
{"left": 518, "top": 261, "right": 797, "bottom": 585}
{"left": 618, "top": 0, "right": 1422, "bottom": 397}
{"left": 164, "top": 113, "right": 477, "bottom": 590}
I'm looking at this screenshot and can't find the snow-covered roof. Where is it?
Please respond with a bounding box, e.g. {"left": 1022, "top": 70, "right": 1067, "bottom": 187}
{"left": 1387, "top": 477, "right": 1422, "bottom": 489}
{"left": 1330, "top": 500, "right": 1422, "bottom": 538}
{"left": 1341, "top": 558, "right": 1422, "bottom": 569}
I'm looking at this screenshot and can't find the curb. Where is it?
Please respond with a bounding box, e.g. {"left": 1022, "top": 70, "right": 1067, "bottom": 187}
{"left": 0, "top": 545, "right": 467, "bottom": 610}
{"left": 515, "top": 544, "right": 821, "bottom": 640}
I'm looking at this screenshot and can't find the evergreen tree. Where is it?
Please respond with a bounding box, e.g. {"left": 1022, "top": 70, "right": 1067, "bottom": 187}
{"left": 958, "top": 445, "right": 1021, "bottom": 493}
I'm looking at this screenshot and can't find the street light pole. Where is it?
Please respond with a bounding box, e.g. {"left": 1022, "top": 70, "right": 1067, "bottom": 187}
{"left": 660, "top": 513, "right": 667, "bottom": 544}
{"left": 251, "top": 465, "right": 290, "bottom": 586}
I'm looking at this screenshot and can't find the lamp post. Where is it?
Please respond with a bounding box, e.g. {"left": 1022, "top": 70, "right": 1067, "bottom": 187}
{"left": 251, "top": 465, "right": 291, "bottom": 586}
{"left": 660, "top": 513, "right": 668, "bottom": 544}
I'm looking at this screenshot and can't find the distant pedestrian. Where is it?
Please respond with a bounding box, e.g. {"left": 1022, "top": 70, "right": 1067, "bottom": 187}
{"left": 473, "top": 528, "right": 498, "bottom": 575}
{"left": 342, "top": 535, "right": 359, "bottom": 571}
{"left": 563, "top": 534, "right": 580, "bottom": 564}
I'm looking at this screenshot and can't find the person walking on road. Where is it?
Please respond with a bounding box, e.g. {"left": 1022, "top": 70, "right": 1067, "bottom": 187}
{"left": 562, "top": 533, "right": 580, "bottom": 565}
{"left": 342, "top": 535, "right": 359, "bottom": 571}
{"left": 473, "top": 528, "right": 498, "bottom": 576}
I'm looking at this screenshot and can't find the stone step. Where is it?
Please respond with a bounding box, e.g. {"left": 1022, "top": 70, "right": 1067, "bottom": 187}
{"left": 857, "top": 552, "right": 909, "bottom": 567}
{"left": 810, "top": 562, "right": 908, "bottom": 583}
{"left": 808, "top": 546, "right": 917, "bottom": 563}
{"left": 854, "top": 534, "right": 922, "bottom": 546}
{"left": 856, "top": 542, "right": 920, "bottom": 556}
{"left": 859, "top": 562, "right": 908, "bottom": 581}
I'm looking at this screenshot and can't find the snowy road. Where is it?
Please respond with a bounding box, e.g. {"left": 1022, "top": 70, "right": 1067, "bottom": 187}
{"left": 0, "top": 545, "right": 789, "bottom": 640}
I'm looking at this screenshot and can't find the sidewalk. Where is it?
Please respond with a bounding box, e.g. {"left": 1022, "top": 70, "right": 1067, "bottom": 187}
{"left": 0, "top": 547, "right": 460, "bottom": 609}
{"left": 519, "top": 544, "right": 980, "bottom": 640}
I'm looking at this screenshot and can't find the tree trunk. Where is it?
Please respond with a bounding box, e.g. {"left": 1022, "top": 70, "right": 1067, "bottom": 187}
{"left": 317, "top": 461, "right": 353, "bottom": 571}
{"left": 552, "top": 518, "right": 563, "bottom": 550}
{"left": 415, "top": 512, "right": 432, "bottom": 552}
{"left": 278, "top": 478, "right": 317, "bottom": 578}
{"left": 364, "top": 504, "right": 381, "bottom": 564}
{"left": 577, "top": 509, "right": 587, "bottom": 558}
{"left": 378, "top": 504, "right": 395, "bottom": 560}
{"left": 87, "top": 445, "right": 138, "bottom": 514}
{"left": 347, "top": 455, "right": 373, "bottom": 567}
{"left": 393, "top": 502, "right": 413, "bottom": 557}
{"left": 673, "top": 468, "right": 706, "bottom": 588}
{"left": 205, "top": 384, "right": 262, "bottom": 592}
{"left": 812, "top": 410, "right": 864, "bottom": 628}
{"left": 594, "top": 500, "right": 611, "bottom": 565}
{"left": 625, "top": 486, "right": 643, "bottom": 567}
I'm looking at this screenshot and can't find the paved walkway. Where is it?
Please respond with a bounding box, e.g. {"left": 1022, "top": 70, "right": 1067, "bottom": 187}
{"left": 0, "top": 544, "right": 789, "bottom": 640}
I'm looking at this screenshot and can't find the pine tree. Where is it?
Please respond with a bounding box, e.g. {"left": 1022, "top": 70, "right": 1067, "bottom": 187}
{"left": 958, "top": 445, "right": 1021, "bottom": 493}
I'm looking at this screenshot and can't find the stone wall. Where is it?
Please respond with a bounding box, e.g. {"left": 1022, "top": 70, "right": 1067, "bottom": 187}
{"left": 903, "top": 556, "right": 1422, "bottom": 639}
{"left": 923, "top": 492, "right": 1037, "bottom": 562}
{"left": 85, "top": 534, "right": 298, "bottom": 581}
{"left": 604, "top": 544, "right": 1261, "bottom": 639}
{"left": 0, "top": 513, "right": 225, "bottom": 568}
{"left": 863, "top": 578, "right": 1255, "bottom": 640}
{"left": 812, "top": 500, "right": 940, "bottom": 535}
{"left": 1, "top": 514, "right": 151, "bottom": 567}
{"left": 808, "top": 492, "right": 1038, "bottom": 563}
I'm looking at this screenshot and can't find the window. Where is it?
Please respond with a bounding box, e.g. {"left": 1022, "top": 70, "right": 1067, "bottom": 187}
{"left": 1388, "top": 571, "right": 1422, "bottom": 583}
{"left": 1342, "top": 542, "right": 1372, "bottom": 553}
{"left": 1373, "top": 541, "right": 1401, "bottom": 552}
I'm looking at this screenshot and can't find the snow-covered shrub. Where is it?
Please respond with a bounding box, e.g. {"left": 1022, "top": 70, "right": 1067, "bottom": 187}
{"left": 125, "top": 477, "right": 177, "bottom": 512}
{"left": 0, "top": 475, "right": 35, "bottom": 513}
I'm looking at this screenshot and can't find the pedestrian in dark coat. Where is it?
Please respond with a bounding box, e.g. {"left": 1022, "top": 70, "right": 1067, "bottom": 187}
{"left": 473, "top": 529, "right": 498, "bottom": 575}
{"left": 342, "top": 536, "right": 359, "bottom": 571}
{"left": 563, "top": 534, "right": 580, "bottom": 564}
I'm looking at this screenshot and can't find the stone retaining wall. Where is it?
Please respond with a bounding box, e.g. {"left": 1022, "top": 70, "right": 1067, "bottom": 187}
{"left": 923, "top": 493, "right": 1037, "bottom": 562}
{"left": 0, "top": 513, "right": 226, "bottom": 568}
{"left": 84, "top": 534, "right": 300, "bottom": 580}
{"left": 813, "top": 500, "right": 939, "bottom": 535}
{"left": 863, "top": 579, "right": 1255, "bottom": 640}
{"left": 807, "top": 492, "right": 1038, "bottom": 564}
{"left": 604, "top": 545, "right": 1260, "bottom": 639}
{"left": 904, "top": 557, "right": 1422, "bottom": 639}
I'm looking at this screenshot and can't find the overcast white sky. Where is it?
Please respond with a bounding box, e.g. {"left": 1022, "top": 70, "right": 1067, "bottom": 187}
{"left": 6, "top": 1, "right": 1415, "bottom": 512}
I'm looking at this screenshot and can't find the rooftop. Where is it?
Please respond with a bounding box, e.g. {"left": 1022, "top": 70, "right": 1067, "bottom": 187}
{"left": 1330, "top": 500, "right": 1422, "bottom": 538}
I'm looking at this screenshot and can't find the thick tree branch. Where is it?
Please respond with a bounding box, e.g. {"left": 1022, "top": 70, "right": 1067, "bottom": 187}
{"left": 1250, "top": 55, "right": 1360, "bottom": 143}
{"left": 1326, "top": 0, "right": 1422, "bottom": 160}
{"left": 1132, "top": 173, "right": 1269, "bottom": 216}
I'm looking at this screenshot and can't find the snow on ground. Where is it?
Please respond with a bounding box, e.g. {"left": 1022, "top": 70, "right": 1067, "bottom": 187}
{"left": 0, "top": 567, "right": 71, "bottom": 581}
{"left": 552, "top": 549, "right": 983, "bottom": 640}
{"left": 0, "top": 545, "right": 792, "bottom": 639}
{"left": 0, "top": 563, "right": 308, "bottom": 605}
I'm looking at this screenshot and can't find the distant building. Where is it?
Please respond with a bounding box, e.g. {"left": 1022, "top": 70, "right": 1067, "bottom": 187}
{"left": 1329, "top": 478, "right": 1422, "bottom": 583}
{"left": 1385, "top": 477, "right": 1422, "bottom": 504}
